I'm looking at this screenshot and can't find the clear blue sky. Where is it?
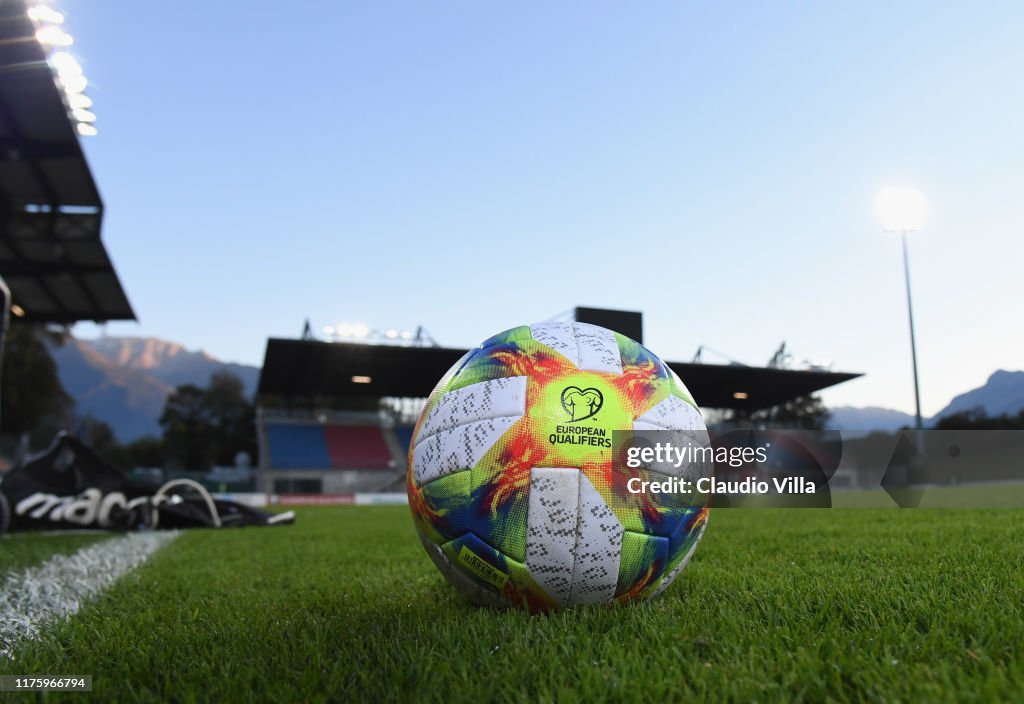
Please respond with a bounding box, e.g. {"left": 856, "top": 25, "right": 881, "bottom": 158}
{"left": 65, "top": 0, "right": 1023, "bottom": 416}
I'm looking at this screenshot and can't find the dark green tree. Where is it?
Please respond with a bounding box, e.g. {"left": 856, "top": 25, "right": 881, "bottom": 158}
{"left": 204, "top": 371, "right": 257, "bottom": 465}
{"left": 935, "top": 406, "right": 1024, "bottom": 430}
{"left": 159, "top": 383, "right": 214, "bottom": 470}
{"left": 123, "top": 436, "right": 165, "bottom": 468}
{"left": 1, "top": 324, "right": 73, "bottom": 442}
{"left": 75, "top": 414, "right": 121, "bottom": 462}
{"left": 158, "top": 372, "right": 256, "bottom": 470}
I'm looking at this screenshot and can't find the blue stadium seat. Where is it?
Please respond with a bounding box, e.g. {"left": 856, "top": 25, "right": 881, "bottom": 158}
{"left": 266, "top": 424, "right": 331, "bottom": 469}
{"left": 394, "top": 426, "right": 415, "bottom": 453}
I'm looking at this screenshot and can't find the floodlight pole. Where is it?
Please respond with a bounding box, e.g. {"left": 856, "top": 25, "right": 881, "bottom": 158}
{"left": 900, "top": 231, "right": 924, "bottom": 448}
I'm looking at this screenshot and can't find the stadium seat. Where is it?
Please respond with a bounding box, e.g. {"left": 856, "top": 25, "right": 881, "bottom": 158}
{"left": 265, "top": 424, "right": 392, "bottom": 471}
{"left": 323, "top": 426, "right": 391, "bottom": 470}
{"left": 393, "top": 426, "right": 415, "bottom": 454}
{"left": 265, "top": 425, "right": 331, "bottom": 469}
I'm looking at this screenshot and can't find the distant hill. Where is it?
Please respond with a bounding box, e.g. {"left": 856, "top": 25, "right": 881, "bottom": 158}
{"left": 932, "top": 370, "right": 1024, "bottom": 420}
{"left": 827, "top": 406, "right": 917, "bottom": 436}
{"left": 829, "top": 369, "right": 1024, "bottom": 436}
{"left": 49, "top": 336, "right": 259, "bottom": 442}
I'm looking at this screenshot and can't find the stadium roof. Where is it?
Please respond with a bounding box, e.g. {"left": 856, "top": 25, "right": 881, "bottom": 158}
{"left": 258, "top": 338, "right": 861, "bottom": 412}
{"left": 0, "top": 1, "right": 135, "bottom": 323}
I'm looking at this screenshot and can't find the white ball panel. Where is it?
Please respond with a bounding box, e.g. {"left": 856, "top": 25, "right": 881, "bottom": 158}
{"left": 529, "top": 322, "right": 578, "bottom": 365}
{"left": 524, "top": 468, "right": 580, "bottom": 607}
{"left": 568, "top": 473, "right": 623, "bottom": 604}
{"left": 572, "top": 322, "right": 623, "bottom": 375}
{"left": 416, "top": 376, "right": 527, "bottom": 446}
{"left": 413, "top": 416, "right": 521, "bottom": 488}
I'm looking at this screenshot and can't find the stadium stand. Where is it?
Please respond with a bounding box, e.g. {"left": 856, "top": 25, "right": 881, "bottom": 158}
{"left": 393, "top": 426, "right": 415, "bottom": 455}
{"left": 256, "top": 309, "right": 862, "bottom": 498}
{"left": 265, "top": 423, "right": 392, "bottom": 470}
{"left": 256, "top": 409, "right": 406, "bottom": 495}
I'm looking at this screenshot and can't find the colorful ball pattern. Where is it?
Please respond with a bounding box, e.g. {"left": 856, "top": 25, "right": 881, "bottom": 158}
{"left": 407, "top": 322, "right": 710, "bottom": 610}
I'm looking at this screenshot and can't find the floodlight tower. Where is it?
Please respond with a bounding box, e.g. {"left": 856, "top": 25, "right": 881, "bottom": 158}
{"left": 876, "top": 186, "right": 927, "bottom": 446}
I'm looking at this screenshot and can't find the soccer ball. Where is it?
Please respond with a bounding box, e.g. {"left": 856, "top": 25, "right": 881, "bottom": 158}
{"left": 407, "top": 322, "right": 710, "bottom": 610}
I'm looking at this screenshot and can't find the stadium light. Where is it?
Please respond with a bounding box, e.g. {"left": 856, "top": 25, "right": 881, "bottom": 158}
{"left": 876, "top": 185, "right": 927, "bottom": 443}
{"left": 29, "top": 5, "right": 98, "bottom": 137}
{"left": 351, "top": 375, "right": 372, "bottom": 384}
{"left": 322, "top": 322, "right": 428, "bottom": 346}
{"left": 877, "top": 186, "right": 927, "bottom": 233}
{"left": 67, "top": 93, "right": 92, "bottom": 109}
{"left": 59, "top": 73, "right": 87, "bottom": 94}
{"left": 27, "top": 5, "right": 64, "bottom": 24}
{"left": 35, "top": 25, "right": 73, "bottom": 46}
{"left": 48, "top": 51, "right": 81, "bottom": 76}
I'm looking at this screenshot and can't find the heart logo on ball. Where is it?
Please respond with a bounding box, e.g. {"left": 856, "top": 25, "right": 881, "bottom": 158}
{"left": 560, "top": 386, "right": 604, "bottom": 422}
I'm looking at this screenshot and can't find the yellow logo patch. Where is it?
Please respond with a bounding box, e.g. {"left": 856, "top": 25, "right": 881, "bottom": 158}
{"left": 457, "top": 545, "right": 509, "bottom": 589}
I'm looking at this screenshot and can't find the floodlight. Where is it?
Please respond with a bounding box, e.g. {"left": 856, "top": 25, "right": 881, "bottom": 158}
{"left": 876, "top": 186, "right": 927, "bottom": 233}
{"left": 49, "top": 51, "right": 81, "bottom": 76}
{"left": 67, "top": 93, "right": 92, "bottom": 109}
{"left": 27, "top": 5, "right": 64, "bottom": 24}
{"left": 59, "top": 73, "right": 87, "bottom": 94}
{"left": 876, "top": 185, "right": 928, "bottom": 440}
{"left": 35, "top": 25, "right": 73, "bottom": 47}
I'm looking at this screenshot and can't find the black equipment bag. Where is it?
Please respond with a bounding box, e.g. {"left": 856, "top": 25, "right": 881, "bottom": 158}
{"left": 0, "top": 432, "right": 293, "bottom": 533}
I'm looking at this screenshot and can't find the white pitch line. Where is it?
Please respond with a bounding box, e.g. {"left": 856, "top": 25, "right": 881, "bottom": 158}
{"left": 0, "top": 531, "right": 179, "bottom": 657}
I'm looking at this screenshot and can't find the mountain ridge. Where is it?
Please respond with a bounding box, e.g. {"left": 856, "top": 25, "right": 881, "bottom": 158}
{"left": 828, "top": 369, "right": 1024, "bottom": 434}
{"left": 50, "top": 336, "right": 259, "bottom": 442}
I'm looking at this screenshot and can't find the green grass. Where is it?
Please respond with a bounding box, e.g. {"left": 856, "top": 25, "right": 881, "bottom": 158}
{"left": 3, "top": 507, "right": 1024, "bottom": 703}
{"left": 832, "top": 481, "right": 1024, "bottom": 508}
{"left": 734, "top": 481, "right": 1024, "bottom": 509}
{"left": 0, "top": 532, "right": 114, "bottom": 573}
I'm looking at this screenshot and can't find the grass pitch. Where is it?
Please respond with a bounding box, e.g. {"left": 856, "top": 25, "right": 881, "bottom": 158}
{"left": 2, "top": 506, "right": 1023, "bottom": 703}
{"left": 0, "top": 532, "right": 113, "bottom": 573}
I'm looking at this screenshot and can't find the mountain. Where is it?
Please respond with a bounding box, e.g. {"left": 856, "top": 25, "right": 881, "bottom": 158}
{"left": 49, "top": 336, "right": 259, "bottom": 442}
{"left": 82, "top": 337, "right": 259, "bottom": 395}
{"left": 828, "top": 369, "right": 1024, "bottom": 435}
{"left": 827, "top": 406, "right": 917, "bottom": 435}
{"left": 932, "top": 370, "right": 1024, "bottom": 420}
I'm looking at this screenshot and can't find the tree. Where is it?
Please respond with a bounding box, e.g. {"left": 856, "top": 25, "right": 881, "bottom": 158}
{"left": 123, "top": 436, "right": 165, "bottom": 468}
{"left": 935, "top": 406, "right": 1024, "bottom": 430}
{"left": 158, "top": 372, "right": 256, "bottom": 470}
{"left": 159, "top": 383, "right": 214, "bottom": 470}
{"left": 74, "top": 414, "right": 122, "bottom": 464}
{"left": 749, "top": 394, "right": 831, "bottom": 430}
{"left": 1, "top": 324, "right": 72, "bottom": 442}
{"left": 204, "top": 371, "right": 257, "bottom": 466}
